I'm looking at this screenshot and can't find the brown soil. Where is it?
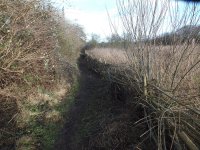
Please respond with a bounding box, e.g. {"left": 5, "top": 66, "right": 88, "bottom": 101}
{"left": 54, "top": 57, "right": 155, "bottom": 150}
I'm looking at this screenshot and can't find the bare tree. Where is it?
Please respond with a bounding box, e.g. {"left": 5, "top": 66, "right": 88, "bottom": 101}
{"left": 116, "top": 0, "right": 200, "bottom": 149}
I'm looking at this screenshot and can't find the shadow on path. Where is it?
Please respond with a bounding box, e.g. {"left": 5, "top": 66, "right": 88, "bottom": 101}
{"left": 55, "top": 56, "right": 154, "bottom": 150}
{"left": 55, "top": 56, "right": 113, "bottom": 149}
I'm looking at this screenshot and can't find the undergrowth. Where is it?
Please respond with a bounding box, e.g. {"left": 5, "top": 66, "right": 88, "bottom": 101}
{"left": 16, "top": 78, "right": 79, "bottom": 150}
{"left": 0, "top": 0, "right": 85, "bottom": 149}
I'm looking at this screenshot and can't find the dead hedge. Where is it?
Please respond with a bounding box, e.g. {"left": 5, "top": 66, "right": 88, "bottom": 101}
{"left": 84, "top": 44, "right": 200, "bottom": 150}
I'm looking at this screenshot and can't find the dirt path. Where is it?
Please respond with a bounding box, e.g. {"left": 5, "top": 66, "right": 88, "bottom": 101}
{"left": 54, "top": 57, "right": 154, "bottom": 150}
{"left": 54, "top": 57, "right": 110, "bottom": 149}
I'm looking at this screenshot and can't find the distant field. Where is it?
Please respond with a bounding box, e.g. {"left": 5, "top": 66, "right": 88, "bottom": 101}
{"left": 86, "top": 48, "right": 128, "bottom": 65}
{"left": 86, "top": 45, "right": 200, "bottom": 98}
{"left": 86, "top": 45, "right": 200, "bottom": 66}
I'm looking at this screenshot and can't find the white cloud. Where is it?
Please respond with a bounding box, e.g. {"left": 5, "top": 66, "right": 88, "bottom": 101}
{"left": 64, "top": 7, "right": 120, "bottom": 41}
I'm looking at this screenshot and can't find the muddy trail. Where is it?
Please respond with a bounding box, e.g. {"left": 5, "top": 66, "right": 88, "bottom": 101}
{"left": 55, "top": 57, "right": 154, "bottom": 150}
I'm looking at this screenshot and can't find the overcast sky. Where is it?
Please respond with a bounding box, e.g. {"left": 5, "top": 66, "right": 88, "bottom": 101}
{"left": 63, "top": 0, "right": 120, "bottom": 41}
{"left": 57, "top": 0, "right": 200, "bottom": 41}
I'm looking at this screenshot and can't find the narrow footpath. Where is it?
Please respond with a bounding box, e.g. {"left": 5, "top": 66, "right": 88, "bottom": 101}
{"left": 55, "top": 57, "right": 113, "bottom": 149}
{"left": 55, "top": 57, "right": 154, "bottom": 150}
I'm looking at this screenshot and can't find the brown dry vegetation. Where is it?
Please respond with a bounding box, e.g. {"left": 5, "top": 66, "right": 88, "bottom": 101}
{"left": 0, "top": 0, "right": 84, "bottom": 149}
{"left": 85, "top": 43, "right": 200, "bottom": 150}
{"left": 86, "top": 48, "right": 128, "bottom": 65}
{"left": 85, "top": 0, "right": 200, "bottom": 147}
{"left": 114, "top": 0, "right": 200, "bottom": 149}
{"left": 1, "top": 0, "right": 200, "bottom": 149}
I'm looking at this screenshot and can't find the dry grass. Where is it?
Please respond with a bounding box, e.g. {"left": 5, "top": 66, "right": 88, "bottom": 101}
{"left": 85, "top": 43, "right": 200, "bottom": 149}
{"left": 86, "top": 48, "right": 128, "bottom": 65}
